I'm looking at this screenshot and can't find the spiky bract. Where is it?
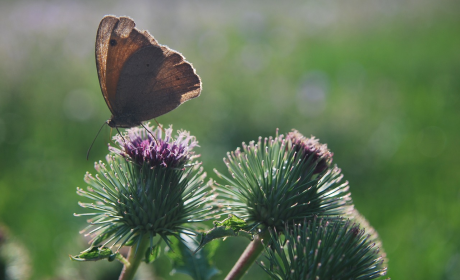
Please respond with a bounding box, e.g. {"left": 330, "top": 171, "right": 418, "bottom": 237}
{"left": 260, "top": 218, "right": 388, "bottom": 279}
{"left": 77, "top": 125, "right": 211, "bottom": 252}
{"left": 216, "top": 130, "right": 352, "bottom": 231}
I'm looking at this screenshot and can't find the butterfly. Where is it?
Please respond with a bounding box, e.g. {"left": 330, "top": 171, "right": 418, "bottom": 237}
{"left": 95, "top": 15, "right": 201, "bottom": 128}
{"left": 87, "top": 15, "right": 201, "bottom": 159}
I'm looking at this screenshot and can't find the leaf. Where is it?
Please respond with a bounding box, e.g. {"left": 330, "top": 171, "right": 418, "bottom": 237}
{"left": 144, "top": 241, "right": 162, "bottom": 264}
{"left": 124, "top": 238, "right": 135, "bottom": 247}
{"left": 214, "top": 214, "right": 248, "bottom": 230}
{"left": 70, "top": 246, "right": 116, "bottom": 262}
{"left": 196, "top": 215, "right": 253, "bottom": 252}
{"left": 166, "top": 236, "right": 220, "bottom": 280}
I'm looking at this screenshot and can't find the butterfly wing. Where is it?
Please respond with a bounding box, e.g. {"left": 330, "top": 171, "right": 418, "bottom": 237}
{"left": 114, "top": 45, "right": 201, "bottom": 123}
{"left": 95, "top": 15, "right": 157, "bottom": 117}
{"left": 95, "top": 15, "right": 201, "bottom": 127}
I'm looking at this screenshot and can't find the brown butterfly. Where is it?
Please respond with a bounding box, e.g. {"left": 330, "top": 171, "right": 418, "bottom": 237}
{"left": 95, "top": 15, "right": 201, "bottom": 128}
{"left": 87, "top": 15, "right": 201, "bottom": 159}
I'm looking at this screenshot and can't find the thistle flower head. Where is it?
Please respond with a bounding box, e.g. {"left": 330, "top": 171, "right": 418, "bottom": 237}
{"left": 109, "top": 123, "right": 199, "bottom": 168}
{"left": 215, "top": 129, "right": 351, "bottom": 232}
{"left": 286, "top": 130, "right": 333, "bottom": 174}
{"left": 260, "top": 217, "right": 388, "bottom": 279}
{"left": 348, "top": 208, "right": 388, "bottom": 265}
{"left": 77, "top": 124, "right": 211, "bottom": 253}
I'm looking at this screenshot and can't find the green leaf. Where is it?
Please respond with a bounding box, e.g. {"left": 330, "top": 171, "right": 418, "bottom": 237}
{"left": 196, "top": 215, "right": 253, "bottom": 252}
{"left": 166, "top": 236, "right": 220, "bottom": 280}
{"left": 214, "top": 214, "right": 248, "bottom": 230}
{"left": 124, "top": 238, "right": 135, "bottom": 247}
{"left": 70, "top": 246, "right": 116, "bottom": 262}
{"left": 144, "top": 241, "right": 162, "bottom": 264}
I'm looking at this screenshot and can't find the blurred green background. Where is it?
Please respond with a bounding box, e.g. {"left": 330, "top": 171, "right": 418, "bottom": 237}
{"left": 0, "top": 0, "right": 459, "bottom": 279}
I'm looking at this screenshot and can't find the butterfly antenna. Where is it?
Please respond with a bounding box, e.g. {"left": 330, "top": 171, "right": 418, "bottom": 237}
{"left": 141, "top": 122, "right": 159, "bottom": 146}
{"left": 87, "top": 121, "right": 108, "bottom": 160}
{"left": 115, "top": 127, "right": 127, "bottom": 145}
{"left": 154, "top": 118, "right": 165, "bottom": 133}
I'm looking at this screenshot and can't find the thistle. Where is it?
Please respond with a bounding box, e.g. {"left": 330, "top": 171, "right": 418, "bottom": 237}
{"left": 72, "top": 126, "right": 388, "bottom": 280}
{"left": 74, "top": 124, "right": 212, "bottom": 278}
{"left": 109, "top": 124, "right": 200, "bottom": 169}
{"left": 209, "top": 129, "right": 359, "bottom": 280}
{"left": 260, "top": 217, "right": 388, "bottom": 279}
{"left": 215, "top": 129, "right": 352, "bottom": 232}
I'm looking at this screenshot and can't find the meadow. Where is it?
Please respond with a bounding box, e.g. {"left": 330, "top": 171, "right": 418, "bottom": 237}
{"left": 0, "top": 0, "right": 459, "bottom": 279}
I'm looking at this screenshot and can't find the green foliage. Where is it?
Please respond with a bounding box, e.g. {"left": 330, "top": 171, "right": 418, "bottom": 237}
{"left": 214, "top": 214, "right": 248, "bottom": 230}
{"left": 70, "top": 246, "right": 116, "bottom": 262}
{"left": 144, "top": 241, "right": 161, "bottom": 264}
{"left": 197, "top": 215, "right": 253, "bottom": 252}
{"left": 166, "top": 236, "right": 220, "bottom": 280}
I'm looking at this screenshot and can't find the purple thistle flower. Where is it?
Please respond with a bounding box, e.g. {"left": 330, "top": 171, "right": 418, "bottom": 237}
{"left": 286, "top": 130, "right": 333, "bottom": 174}
{"left": 109, "top": 123, "right": 199, "bottom": 168}
{"left": 75, "top": 123, "right": 212, "bottom": 258}
{"left": 215, "top": 129, "right": 351, "bottom": 231}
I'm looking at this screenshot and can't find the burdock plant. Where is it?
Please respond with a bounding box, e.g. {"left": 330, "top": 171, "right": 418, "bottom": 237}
{"left": 72, "top": 126, "right": 388, "bottom": 280}
{"left": 215, "top": 130, "right": 351, "bottom": 230}
{"left": 205, "top": 129, "right": 386, "bottom": 279}
{"left": 260, "top": 217, "right": 387, "bottom": 279}
{"left": 73, "top": 124, "right": 213, "bottom": 280}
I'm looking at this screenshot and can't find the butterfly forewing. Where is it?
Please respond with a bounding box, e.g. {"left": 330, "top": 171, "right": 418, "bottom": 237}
{"left": 95, "top": 16, "right": 119, "bottom": 114}
{"left": 95, "top": 15, "right": 201, "bottom": 128}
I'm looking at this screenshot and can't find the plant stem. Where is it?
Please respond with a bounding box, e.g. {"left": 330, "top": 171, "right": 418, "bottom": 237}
{"left": 118, "top": 235, "right": 150, "bottom": 280}
{"left": 224, "top": 231, "right": 270, "bottom": 280}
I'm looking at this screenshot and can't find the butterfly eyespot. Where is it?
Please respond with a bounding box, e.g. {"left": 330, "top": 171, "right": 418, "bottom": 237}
{"left": 110, "top": 39, "right": 117, "bottom": 46}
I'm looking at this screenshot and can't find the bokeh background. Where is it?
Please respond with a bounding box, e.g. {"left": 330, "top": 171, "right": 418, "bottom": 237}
{"left": 0, "top": 0, "right": 459, "bottom": 279}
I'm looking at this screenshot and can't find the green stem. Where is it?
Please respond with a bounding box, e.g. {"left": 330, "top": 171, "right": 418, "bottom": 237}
{"left": 224, "top": 231, "right": 270, "bottom": 280}
{"left": 118, "top": 235, "right": 150, "bottom": 280}
{"left": 115, "top": 253, "right": 130, "bottom": 267}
